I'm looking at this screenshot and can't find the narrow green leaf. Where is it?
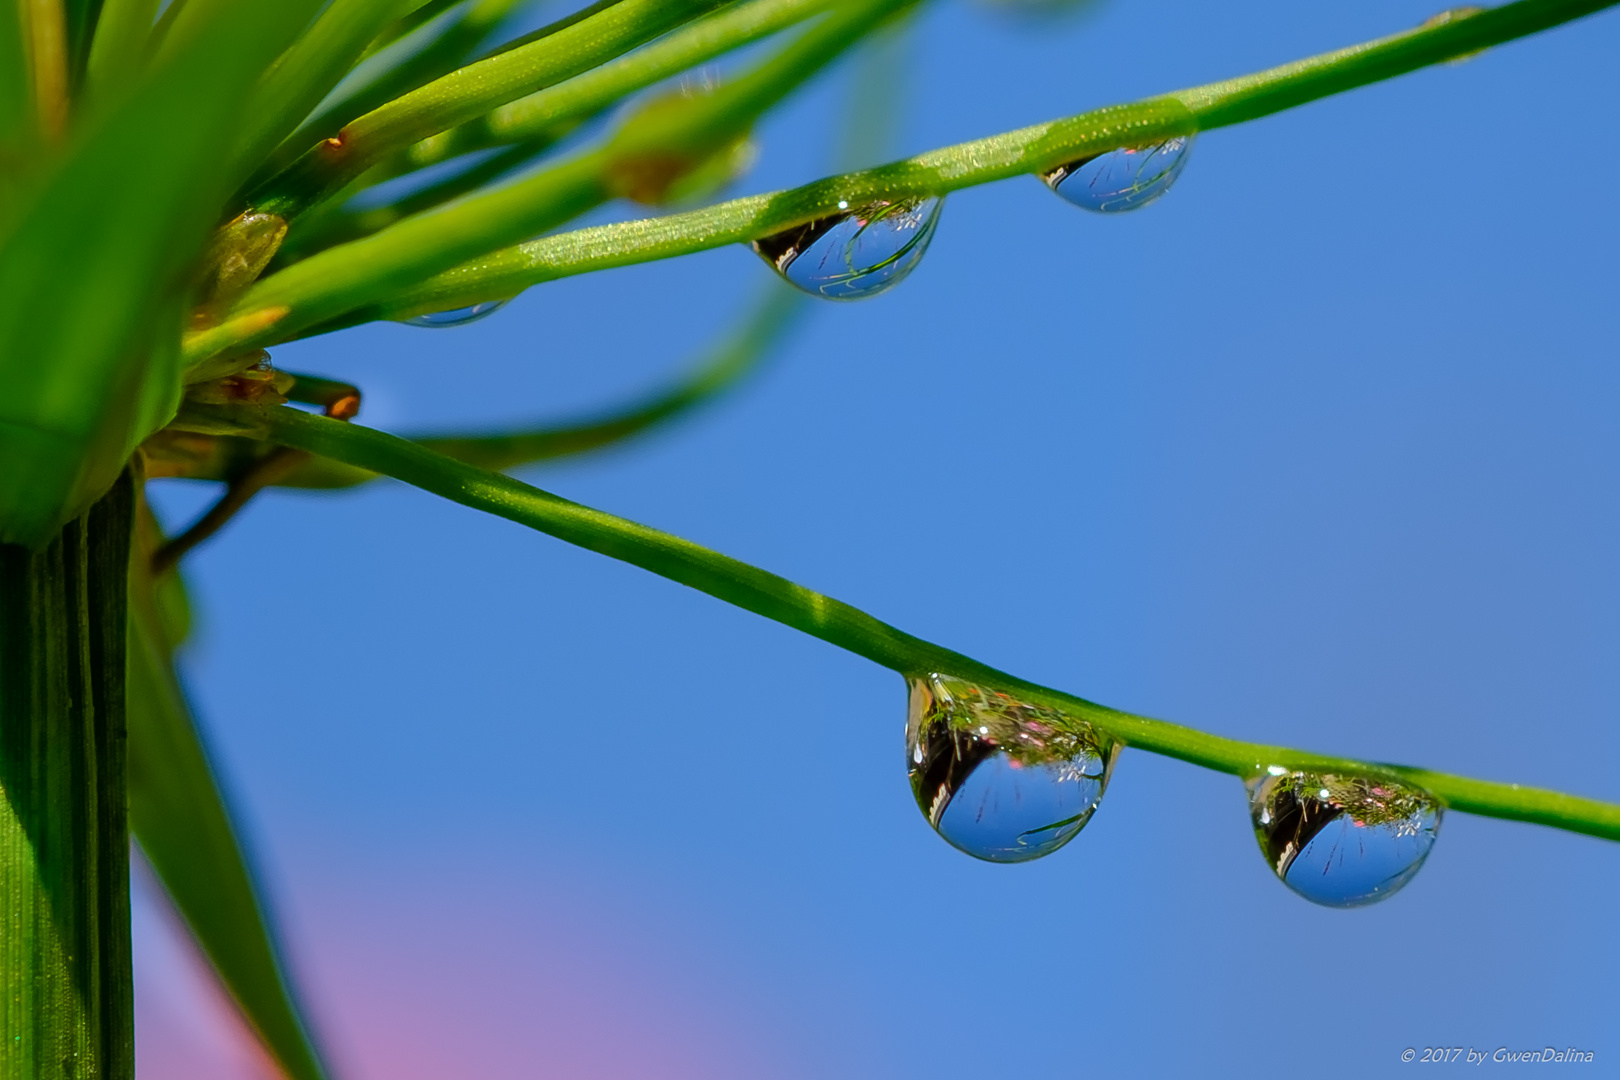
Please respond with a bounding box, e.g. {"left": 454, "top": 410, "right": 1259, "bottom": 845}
{"left": 232, "top": 0, "right": 415, "bottom": 184}
{"left": 61, "top": 0, "right": 104, "bottom": 90}
{"left": 253, "top": 0, "right": 731, "bottom": 218}
{"left": 286, "top": 0, "right": 846, "bottom": 257}
{"left": 209, "top": 0, "right": 912, "bottom": 355}
{"left": 239, "top": 0, "right": 1610, "bottom": 336}
{"left": 127, "top": 539, "right": 332, "bottom": 1080}
{"left": 361, "top": 0, "right": 468, "bottom": 60}
{"left": 0, "top": 473, "right": 135, "bottom": 1080}
{"left": 83, "top": 0, "right": 161, "bottom": 98}
{"left": 252, "top": 0, "right": 536, "bottom": 191}
{"left": 0, "top": 2, "right": 34, "bottom": 177}
{"left": 0, "top": 0, "right": 326, "bottom": 546}
{"left": 241, "top": 282, "right": 803, "bottom": 488}
{"left": 185, "top": 401, "right": 1620, "bottom": 844}
{"left": 23, "top": 0, "right": 71, "bottom": 137}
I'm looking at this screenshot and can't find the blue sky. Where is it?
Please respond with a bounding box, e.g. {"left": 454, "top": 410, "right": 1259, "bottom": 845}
{"left": 143, "top": 1, "right": 1619, "bottom": 1076}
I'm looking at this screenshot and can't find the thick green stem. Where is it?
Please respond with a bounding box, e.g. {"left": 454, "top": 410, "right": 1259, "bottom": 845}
{"left": 0, "top": 472, "right": 134, "bottom": 1080}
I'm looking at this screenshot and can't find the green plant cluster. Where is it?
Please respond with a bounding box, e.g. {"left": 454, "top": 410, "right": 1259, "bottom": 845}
{"left": 1, "top": 2, "right": 1617, "bottom": 1077}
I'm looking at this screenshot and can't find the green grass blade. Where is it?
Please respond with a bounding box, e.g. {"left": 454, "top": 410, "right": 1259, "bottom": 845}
{"left": 0, "top": 4, "right": 33, "bottom": 177}
{"left": 60, "top": 0, "right": 103, "bottom": 91}
{"left": 361, "top": 0, "right": 467, "bottom": 60}
{"left": 179, "top": 400, "right": 1620, "bottom": 844}
{"left": 188, "top": 0, "right": 1610, "bottom": 348}
{"left": 83, "top": 0, "right": 161, "bottom": 97}
{"left": 233, "top": 0, "right": 415, "bottom": 184}
{"left": 0, "top": 0, "right": 326, "bottom": 546}
{"left": 411, "top": 0, "right": 847, "bottom": 173}
{"left": 253, "top": 0, "right": 731, "bottom": 219}
{"left": 256, "top": 0, "right": 537, "bottom": 187}
{"left": 278, "top": 135, "right": 563, "bottom": 263}
{"left": 250, "top": 283, "right": 809, "bottom": 488}
{"left": 203, "top": 0, "right": 913, "bottom": 356}
{"left": 128, "top": 547, "right": 332, "bottom": 1080}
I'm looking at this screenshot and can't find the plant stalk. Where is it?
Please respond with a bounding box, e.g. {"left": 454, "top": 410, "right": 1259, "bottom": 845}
{"left": 0, "top": 472, "right": 135, "bottom": 1080}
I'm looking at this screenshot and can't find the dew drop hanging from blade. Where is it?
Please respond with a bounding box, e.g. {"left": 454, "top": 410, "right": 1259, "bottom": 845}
{"left": 752, "top": 197, "right": 942, "bottom": 300}
{"left": 1041, "top": 137, "right": 1193, "bottom": 213}
{"left": 1247, "top": 767, "right": 1442, "bottom": 907}
{"left": 906, "top": 673, "right": 1119, "bottom": 863}
{"left": 402, "top": 299, "right": 509, "bottom": 328}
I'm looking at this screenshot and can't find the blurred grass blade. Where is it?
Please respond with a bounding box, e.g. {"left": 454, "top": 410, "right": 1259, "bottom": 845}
{"left": 362, "top": 0, "right": 468, "bottom": 59}
{"left": 254, "top": 0, "right": 731, "bottom": 218}
{"left": 83, "top": 0, "right": 161, "bottom": 96}
{"left": 61, "top": 0, "right": 103, "bottom": 91}
{"left": 397, "top": 0, "right": 849, "bottom": 185}
{"left": 128, "top": 542, "right": 332, "bottom": 1080}
{"left": 233, "top": 0, "right": 419, "bottom": 184}
{"left": 259, "top": 283, "right": 809, "bottom": 488}
{"left": 256, "top": 0, "right": 1611, "bottom": 336}
{"left": 0, "top": 0, "right": 325, "bottom": 546}
{"left": 257, "top": 0, "right": 537, "bottom": 186}
{"left": 0, "top": 4, "right": 33, "bottom": 175}
{"left": 22, "top": 0, "right": 70, "bottom": 137}
{"left": 215, "top": 0, "right": 913, "bottom": 353}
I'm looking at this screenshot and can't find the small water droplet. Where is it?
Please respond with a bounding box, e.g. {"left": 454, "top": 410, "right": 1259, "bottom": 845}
{"left": 403, "top": 300, "right": 508, "bottom": 328}
{"left": 1041, "top": 137, "right": 1193, "bottom": 213}
{"left": 752, "top": 197, "right": 942, "bottom": 301}
{"left": 1247, "top": 769, "right": 1442, "bottom": 907}
{"left": 906, "top": 673, "right": 1119, "bottom": 863}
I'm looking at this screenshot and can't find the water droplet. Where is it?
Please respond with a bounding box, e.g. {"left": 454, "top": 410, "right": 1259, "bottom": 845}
{"left": 1247, "top": 769, "right": 1442, "bottom": 907}
{"left": 1422, "top": 6, "right": 1488, "bottom": 64}
{"left": 752, "top": 197, "right": 941, "bottom": 301}
{"left": 403, "top": 300, "right": 508, "bottom": 328}
{"left": 1041, "top": 137, "right": 1193, "bottom": 213}
{"left": 906, "top": 673, "right": 1119, "bottom": 863}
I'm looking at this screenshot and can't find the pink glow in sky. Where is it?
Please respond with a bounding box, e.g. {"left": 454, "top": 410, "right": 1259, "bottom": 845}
{"left": 133, "top": 856, "right": 788, "bottom": 1080}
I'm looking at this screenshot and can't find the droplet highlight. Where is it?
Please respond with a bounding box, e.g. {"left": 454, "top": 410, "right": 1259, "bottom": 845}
{"left": 752, "top": 197, "right": 941, "bottom": 301}
{"left": 1041, "top": 137, "right": 1193, "bottom": 214}
{"left": 1247, "top": 769, "right": 1442, "bottom": 908}
{"left": 403, "top": 300, "right": 508, "bottom": 328}
{"left": 906, "top": 673, "right": 1119, "bottom": 863}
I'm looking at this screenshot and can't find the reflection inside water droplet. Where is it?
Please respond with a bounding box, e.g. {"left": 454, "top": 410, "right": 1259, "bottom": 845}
{"left": 906, "top": 673, "right": 1119, "bottom": 863}
{"left": 1247, "top": 770, "right": 1441, "bottom": 908}
{"left": 752, "top": 197, "right": 941, "bottom": 300}
{"left": 403, "top": 299, "right": 508, "bottom": 328}
{"left": 1041, "top": 136, "right": 1193, "bottom": 213}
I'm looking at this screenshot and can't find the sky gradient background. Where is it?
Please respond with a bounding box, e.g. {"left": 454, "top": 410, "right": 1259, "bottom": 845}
{"left": 141, "top": 0, "right": 1619, "bottom": 1076}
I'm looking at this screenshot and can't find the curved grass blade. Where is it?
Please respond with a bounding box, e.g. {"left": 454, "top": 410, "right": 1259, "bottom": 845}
{"left": 382, "top": 0, "right": 850, "bottom": 188}
{"left": 127, "top": 522, "right": 332, "bottom": 1080}
{"left": 233, "top": 0, "right": 416, "bottom": 185}
{"left": 149, "top": 283, "right": 807, "bottom": 488}
{"left": 181, "top": 401, "right": 1620, "bottom": 844}
{"left": 256, "top": 0, "right": 539, "bottom": 188}
{"left": 83, "top": 0, "right": 162, "bottom": 97}
{"left": 254, "top": 0, "right": 732, "bottom": 220}
{"left": 185, "top": 0, "right": 1615, "bottom": 359}
{"left": 203, "top": 0, "right": 916, "bottom": 361}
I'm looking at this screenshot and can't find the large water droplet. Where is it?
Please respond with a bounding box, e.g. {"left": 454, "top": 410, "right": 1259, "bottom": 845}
{"left": 752, "top": 197, "right": 941, "bottom": 301}
{"left": 1041, "top": 137, "right": 1193, "bottom": 213}
{"left": 906, "top": 673, "right": 1119, "bottom": 863}
{"left": 403, "top": 300, "right": 508, "bottom": 328}
{"left": 1248, "top": 768, "right": 1442, "bottom": 907}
